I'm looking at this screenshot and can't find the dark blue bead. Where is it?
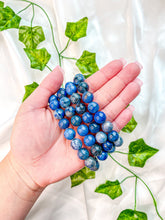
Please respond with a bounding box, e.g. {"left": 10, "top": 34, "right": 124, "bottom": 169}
{"left": 89, "top": 122, "right": 100, "bottom": 133}
{"left": 54, "top": 108, "right": 65, "bottom": 119}
{"left": 59, "top": 97, "right": 70, "bottom": 108}
{"left": 97, "top": 151, "right": 108, "bottom": 161}
{"left": 108, "top": 130, "right": 119, "bottom": 142}
{"left": 109, "top": 145, "right": 116, "bottom": 153}
{"left": 74, "top": 73, "right": 85, "bottom": 85}
{"left": 48, "top": 94, "right": 58, "bottom": 103}
{"left": 95, "top": 131, "right": 107, "bottom": 144}
{"left": 102, "top": 121, "right": 113, "bottom": 133}
{"left": 94, "top": 111, "right": 106, "bottom": 124}
{"left": 88, "top": 102, "right": 99, "bottom": 114}
{"left": 77, "top": 124, "right": 89, "bottom": 136}
{"left": 114, "top": 136, "right": 123, "bottom": 147}
{"left": 58, "top": 118, "right": 70, "bottom": 129}
{"left": 71, "top": 115, "right": 82, "bottom": 126}
{"left": 64, "top": 128, "right": 76, "bottom": 140}
{"left": 49, "top": 100, "right": 60, "bottom": 110}
{"left": 82, "top": 112, "right": 93, "bottom": 123}
{"left": 77, "top": 82, "right": 89, "bottom": 93}
{"left": 78, "top": 148, "right": 89, "bottom": 160}
{"left": 102, "top": 141, "right": 114, "bottom": 152}
{"left": 65, "top": 82, "right": 77, "bottom": 95}
{"left": 65, "top": 106, "right": 75, "bottom": 117}
{"left": 82, "top": 91, "right": 93, "bottom": 103}
{"left": 91, "top": 144, "right": 102, "bottom": 156}
{"left": 84, "top": 134, "right": 96, "bottom": 146}
{"left": 70, "top": 93, "right": 81, "bottom": 104}
{"left": 71, "top": 138, "right": 82, "bottom": 150}
{"left": 76, "top": 103, "right": 86, "bottom": 114}
{"left": 57, "top": 88, "right": 67, "bottom": 99}
{"left": 85, "top": 156, "right": 99, "bottom": 171}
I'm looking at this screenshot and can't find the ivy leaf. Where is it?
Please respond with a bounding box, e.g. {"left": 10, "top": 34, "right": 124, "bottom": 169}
{"left": 0, "top": 6, "right": 21, "bottom": 31}
{"left": 95, "top": 180, "right": 122, "bottom": 199}
{"left": 0, "top": 1, "right": 4, "bottom": 8}
{"left": 19, "top": 26, "right": 45, "bottom": 49}
{"left": 24, "top": 48, "right": 51, "bottom": 71}
{"left": 70, "top": 167, "right": 95, "bottom": 187}
{"left": 76, "top": 50, "right": 99, "bottom": 78}
{"left": 117, "top": 209, "right": 148, "bottom": 220}
{"left": 122, "top": 115, "right": 137, "bottom": 133}
{"left": 65, "top": 17, "right": 88, "bottom": 41}
{"left": 128, "top": 138, "right": 159, "bottom": 168}
{"left": 22, "top": 82, "right": 39, "bottom": 102}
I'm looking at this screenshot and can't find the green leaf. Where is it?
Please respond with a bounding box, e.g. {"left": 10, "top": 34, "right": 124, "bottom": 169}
{"left": 95, "top": 180, "right": 122, "bottom": 199}
{"left": 65, "top": 17, "right": 88, "bottom": 41}
{"left": 24, "top": 48, "right": 51, "bottom": 71}
{"left": 122, "top": 115, "right": 137, "bottom": 133}
{"left": 128, "top": 138, "right": 159, "bottom": 168}
{"left": 0, "top": 1, "right": 4, "bottom": 8}
{"left": 70, "top": 167, "right": 95, "bottom": 187}
{"left": 0, "top": 6, "right": 21, "bottom": 31}
{"left": 76, "top": 50, "right": 99, "bottom": 77}
{"left": 22, "top": 82, "right": 39, "bottom": 102}
{"left": 19, "top": 26, "right": 45, "bottom": 49}
{"left": 117, "top": 209, "right": 148, "bottom": 220}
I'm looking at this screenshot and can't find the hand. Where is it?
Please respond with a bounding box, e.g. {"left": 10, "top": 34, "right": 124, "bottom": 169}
{"left": 9, "top": 59, "right": 142, "bottom": 189}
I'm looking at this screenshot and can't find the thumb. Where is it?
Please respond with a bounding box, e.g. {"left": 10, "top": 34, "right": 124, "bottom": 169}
{"left": 25, "top": 65, "right": 64, "bottom": 109}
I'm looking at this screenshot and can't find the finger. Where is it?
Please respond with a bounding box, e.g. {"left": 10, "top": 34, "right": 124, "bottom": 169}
{"left": 86, "top": 59, "right": 126, "bottom": 93}
{"left": 25, "top": 66, "right": 64, "bottom": 109}
{"left": 93, "top": 62, "right": 142, "bottom": 109}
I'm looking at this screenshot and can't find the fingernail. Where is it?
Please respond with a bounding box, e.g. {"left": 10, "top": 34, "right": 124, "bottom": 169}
{"left": 135, "top": 61, "right": 143, "bottom": 70}
{"left": 54, "top": 65, "right": 65, "bottom": 75}
{"left": 134, "top": 78, "right": 143, "bottom": 86}
{"left": 119, "top": 58, "right": 127, "bottom": 66}
{"left": 128, "top": 105, "right": 135, "bottom": 112}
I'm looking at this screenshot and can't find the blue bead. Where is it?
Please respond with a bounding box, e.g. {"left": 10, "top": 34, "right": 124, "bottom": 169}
{"left": 82, "top": 112, "right": 93, "bottom": 123}
{"left": 71, "top": 115, "right": 82, "bottom": 126}
{"left": 77, "top": 82, "right": 89, "bottom": 93}
{"left": 89, "top": 122, "right": 100, "bottom": 133}
{"left": 70, "top": 93, "right": 81, "bottom": 104}
{"left": 109, "top": 145, "right": 116, "bottom": 153}
{"left": 84, "top": 134, "right": 96, "bottom": 146}
{"left": 71, "top": 138, "right": 82, "bottom": 150}
{"left": 114, "top": 136, "right": 123, "bottom": 147}
{"left": 78, "top": 148, "right": 89, "bottom": 160}
{"left": 57, "top": 88, "right": 67, "bottom": 99}
{"left": 74, "top": 73, "right": 85, "bottom": 85}
{"left": 85, "top": 156, "right": 99, "bottom": 171}
{"left": 91, "top": 144, "right": 102, "bottom": 156}
{"left": 94, "top": 111, "right": 106, "bottom": 124}
{"left": 108, "top": 130, "right": 119, "bottom": 142}
{"left": 65, "top": 82, "right": 77, "bottom": 95}
{"left": 59, "top": 97, "right": 70, "bottom": 108}
{"left": 101, "top": 121, "right": 113, "bottom": 133}
{"left": 54, "top": 108, "right": 65, "bottom": 119}
{"left": 88, "top": 102, "right": 99, "bottom": 113}
{"left": 65, "top": 106, "right": 75, "bottom": 117}
{"left": 77, "top": 124, "right": 89, "bottom": 136}
{"left": 102, "top": 141, "right": 114, "bottom": 152}
{"left": 97, "top": 151, "right": 108, "bottom": 161}
{"left": 76, "top": 103, "right": 86, "bottom": 114}
{"left": 95, "top": 131, "right": 107, "bottom": 144}
{"left": 49, "top": 100, "right": 60, "bottom": 110}
{"left": 48, "top": 94, "right": 58, "bottom": 103}
{"left": 58, "top": 118, "right": 69, "bottom": 129}
{"left": 82, "top": 91, "right": 93, "bottom": 103}
{"left": 64, "top": 128, "right": 76, "bottom": 140}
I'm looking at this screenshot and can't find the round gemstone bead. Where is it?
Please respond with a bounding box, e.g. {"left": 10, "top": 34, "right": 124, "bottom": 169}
{"left": 77, "top": 82, "right": 89, "bottom": 93}
{"left": 101, "top": 121, "right": 113, "bottom": 133}
{"left": 70, "top": 93, "right": 81, "bottom": 104}
{"left": 82, "top": 91, "right": 93, "bottom": 103}
{"left": 108, "top": 130, "right": 119, "bottom": 142}
{"left": 57, "top": 88, "right": 67, "bottom": 99}
{"left": 78, "top": 148, "right": 89, "bottom": 160}
{"left": 77, "top": 124, "right": 89, "bottom": 136}
{"left": 71, "top": 115, "right": 82, "bottom": 126}
{"left": 76, "top": 103, "right": 86, "bottom": 114}
{"left": 85, "top": 156, "right": 99, "bottom": 171}
{"left": 109, "top": 145, "right": 116, "bottom": 153}
{"left": 58, "top": 118, "right": 70, "bottom": 129}
{"left": 97, "top": 151, "right": 108, "bottom": 161}
{"left": 94, "top": 111, "right": 106, "bottom": 124}
{"left": 49, "top": 100, "right": 60, "bottom": 110}
{"left": 84, "top": 134, "right": 96, "bottom": 146}
{"left": 48, "top": 94, "right": 58, "bottom": 103}
{"left": 74, "top": 73, "right": 85, "bottom": 85}
{"left": 54, "top": 108, "right": 65, "bottom": 119}
{"left": 65, "top": 106, "right": 75, "bottom": 117}
{"left": 71, "top": 138, "right": 82, "bottom": 150}
{"left": 114, "top": 136, "right": 123, "bottom": 147}
{"left": 102, "top": 141, "right": 114, "bottom": 152}
{"left": 95, "top": 131, "right": 107, "bottom": 144}
{"left": 64, "top": 128, "right": 76, "bottom": 140}
{"left": 59, "top": 97, "right": 70, "bottom": 108}
{"left": 82, "top": 112, "right": 93, "bottom": 123}
{"left": 88, "top": 102, "right": 99, "bottom": 114}
{"left": 89, "top": 122, "right": 100, "bottom": 133}
{"left": 65, "top": 82, "right": 77, "bottom": 95}
{"left": 91, "top": 144, "right": 102, "bottom": 156}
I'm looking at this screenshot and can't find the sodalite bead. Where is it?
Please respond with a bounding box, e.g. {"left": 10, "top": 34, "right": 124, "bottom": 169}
{"left": 71, "top": 115, "right": 82, "bottom": 126}
{"left": 114, "top": 136, "right": 123, "bottom": 147}
{"left": 74, "top": 73, "right": 85, "bottom": 85}
{"left": 77, "top": 82, "right": 89, "bottom": 93}
{"left": 82, "top": 112, "right": 93, "bottom": 123}
{"left": 97, "top": 151, "right": 108, "bottom": 161}
{"left": 59, "top": 97, "right": 70, "bottom": 108}
{"left": 89, "top": 122, "right": 100, "bottom": 133}
{"left": 102, "top": 141, "right": 114, "bottom": 152}
{"left": 64, "top": 128, "right": 76, "bottom": 140}
{"left": 84, "top": 134, "right": 96, "bottom": 146}
{"left": 88, "top": 102, "right": 99, "bottom": 113}
{"left": 95, "top": 131, "right": 107, "bottom": 144}
{"left": 49, "top": 99, "right": 60, "bottom": 110}
{"left": 57, "top": 88, "right": 67, "bottom": 99}
{"left": 78, "top": 148, "right": 89, "bottom": 160}
{"left": 91, "top": 144, "right": 102, "bottom": 156}
{"left": 58, "top": 118, "right": 70, "bottom": 129}
{"left": 77, "top": 124, "right": 89, "bottom": 136}
{"left": 85, "top": 156, "right": 99, "bottom": 171}
{"left": 109, "top": 145, "right": 116, "bottom": 153}
{"left": 54, "top": 108, "right": 65, "bottom": 119}
{"left": 70, "top": 93, "right": 81, "bottom": 104}
{"left": 65, "top": 82, "right": 77, "bottom": 95}
{"left": 94, "top": 111, "right": 106, "bottom": 124}
{"left": 108, "top": 130, "right": 119, "bottom": 142}
{"left": 65, "top": 106, "right": 75, "bottom": 117}
{"left": 82, "top": 91, "right": 94, "bottom": 103}
{"left": 48, "top": 94, "right": 58, "bottom": 103}
{"left": 71, "top": 138, "right": 82, "bottom": 150}
{"left": 101, "top": 121, "right": 113, "bottom": 133}
{"left": 76, "top": 103, "right": 86, "bottom": 114}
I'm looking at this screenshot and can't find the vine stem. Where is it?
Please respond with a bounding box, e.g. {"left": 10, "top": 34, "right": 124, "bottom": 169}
{"left": 134, "top": 177, "right": 137, "bottom": 211}
{"left": 120, "top": 175, "right": 134, "bottom": 184}
{"left": 46, "top": 65, "right": 52, "bottom": 72}
{"left": 114, "top": 151, "right": 129, "bottom": 155}
{"left": 30, "top": 4, "right": 35, "bottom": 27}
{"left": 109, "top": 154, "right": 163, "bottom": 220}
{"left": 60, "top": 39, "right": 71, "bottom": 55}
{"left": 61, "top": 55, "right": 77, "bottom": 61}
{"left": 17, "top": 3, "right": 31, "bottom": 14}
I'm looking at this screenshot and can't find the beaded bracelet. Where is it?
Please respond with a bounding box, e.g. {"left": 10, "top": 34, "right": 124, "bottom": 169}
{"left": 48, "top": 73, "right": 123, "bottom": 171}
